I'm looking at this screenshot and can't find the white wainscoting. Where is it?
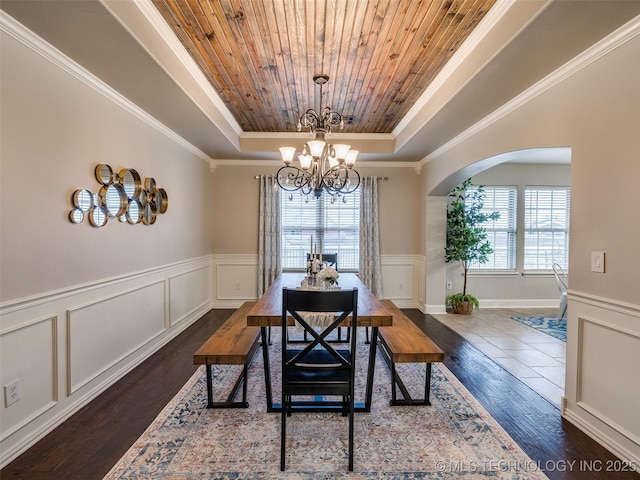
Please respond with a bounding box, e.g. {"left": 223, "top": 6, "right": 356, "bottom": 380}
{"left": 380, "top": 255, "right": 425, "bottom": 308}
{"left": 0, "top": 256, "right": 213, "bottom": 468}
{"left": 563, "top": 293, "right": 640, "bottom": 467}
{"left": 210, "top": 254, "right": 426, "bottom": 309}
{"left": 67, "top": 280, "right": 167, "bottom": 395}
{"left": 169, "top": 265, "right": 211, "bottom": 327}
{"left": 211, "top": 254, "right": 259, "bottom": 307}
{"left": 0, "top": 315, "right": 57, "bottom": 443}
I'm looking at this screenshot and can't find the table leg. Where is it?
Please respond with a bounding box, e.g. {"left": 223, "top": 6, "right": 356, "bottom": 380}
{"left": 260, "top": 327, "right": 275, "bottom": 412}
{"left": 425, "top": 362, "right": 432, "bottom": 406}
{"left": 364, "top": 326, "right": 379, "bottom": 412}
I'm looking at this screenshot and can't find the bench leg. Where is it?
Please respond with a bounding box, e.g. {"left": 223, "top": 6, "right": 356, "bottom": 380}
{"left": 205, "top": 336, "right": 260, "bottom": 409}
{"left": 377, "top": 340, "right": 435, "bottom": 406}
{"left": 206, "top": 364, "right": 214, "bottom": 408}
{"left": 388, "top": 361, "right": 433, "bottom": 406}
{"left": 205, "top": 366, "right": 250, "bottom": 408}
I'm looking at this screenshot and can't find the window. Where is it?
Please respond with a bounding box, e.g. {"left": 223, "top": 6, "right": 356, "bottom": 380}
{"left": 280, "top": 191, "right": 360, "bottom": 271}
{"left": 469, "top": 186, "right": 517, "bottom": 270}
{"left": 524, "top": 186, "right": 570, "bottom": 270}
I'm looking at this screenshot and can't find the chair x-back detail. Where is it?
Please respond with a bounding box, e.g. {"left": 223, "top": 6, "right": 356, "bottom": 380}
{"left": 280, "top": 287, "right": 358, "bottom": 471}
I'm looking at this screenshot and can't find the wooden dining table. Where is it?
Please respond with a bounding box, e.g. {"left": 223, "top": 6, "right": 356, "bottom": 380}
{"left": 247, "top": 272, "right": 392, "bottom": 412}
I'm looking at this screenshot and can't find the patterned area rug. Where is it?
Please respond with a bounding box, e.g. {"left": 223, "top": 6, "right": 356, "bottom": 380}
{"left": 511, "top": 316, "right": 567, "bottom": 342}
{"left": 104, "top": 333, "right": 549, "bottom": 479}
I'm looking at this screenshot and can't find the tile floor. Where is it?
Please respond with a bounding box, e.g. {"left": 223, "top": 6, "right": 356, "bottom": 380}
{"left": 430, "top": 307, "right": 566, "bottom": 408}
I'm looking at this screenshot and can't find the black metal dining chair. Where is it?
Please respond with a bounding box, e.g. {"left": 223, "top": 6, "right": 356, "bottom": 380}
{"left": 307, "top": 252, "right": 338, "bottom": 270}
{"left": 280, "top": 287, "right": 358, "bottom": 471}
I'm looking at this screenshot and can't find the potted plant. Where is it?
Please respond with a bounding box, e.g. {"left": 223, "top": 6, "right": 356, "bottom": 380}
{"left": 445, "top": 179, "right": 499, "bottom": 314}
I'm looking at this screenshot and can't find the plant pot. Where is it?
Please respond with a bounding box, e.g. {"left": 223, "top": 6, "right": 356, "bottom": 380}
{"left": 453, "top": 301, "right": 474, "bottom": 315}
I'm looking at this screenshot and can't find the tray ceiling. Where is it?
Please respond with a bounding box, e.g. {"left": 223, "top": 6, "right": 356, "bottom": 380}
{"left": 151, "top": 0, "right": 496, "bottom": 134}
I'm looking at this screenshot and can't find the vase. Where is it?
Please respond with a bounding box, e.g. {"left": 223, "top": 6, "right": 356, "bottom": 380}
{"left": 320, "top": 280, "right": 339, "bottom": 290}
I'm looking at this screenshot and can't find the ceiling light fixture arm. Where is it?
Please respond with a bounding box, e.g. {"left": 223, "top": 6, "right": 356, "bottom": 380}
{"left": 297, "top": 107, "right": 344, "bottom": 135}
{"left": 277, "top": 74, "right": 360, "bottom": 199}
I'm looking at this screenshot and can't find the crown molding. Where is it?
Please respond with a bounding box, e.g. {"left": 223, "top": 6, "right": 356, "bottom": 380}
{"left": 419, "top": 12, "right": 640, "bottom": 167}
{"left": 394, "top": 0, "right": 548, "bottom": 151}
{"left": 0, "top": 10, "right": 214, "bottom": 165}
{"left": 238, "top": 131, "right": 396, "bottom": 156}
{"left": 208, "top": 158, "right": 420, "bottom": 173}
{"left": 102, "top": 0, "right": 243, "bottom": 147}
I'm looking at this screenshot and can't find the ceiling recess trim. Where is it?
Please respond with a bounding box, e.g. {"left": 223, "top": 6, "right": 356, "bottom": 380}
{"left": 0, "top": 10, "right": 214, "bottom": 164}
{"left": 418, "top": 12, "right": 640, "bottom": 168}
{"left": 102, "top": 0, "right": 243, "bottom": 149}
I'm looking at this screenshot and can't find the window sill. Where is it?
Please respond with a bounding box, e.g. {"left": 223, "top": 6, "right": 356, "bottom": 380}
{"left": 468, "top": 270, "right": 564, "bottom": 277}
{"left": 521, "top": 270, "right": 559, "bottom": 277}
{"left": 468, "top": 270, "right": 520, "bottom": 277}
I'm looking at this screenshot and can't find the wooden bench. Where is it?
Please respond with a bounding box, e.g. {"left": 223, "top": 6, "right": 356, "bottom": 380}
{"left": 378, "top": 300, "right": 445, "bottom": 406}
{"left": 194, "top": 301, "right": 261, "bottom": 408}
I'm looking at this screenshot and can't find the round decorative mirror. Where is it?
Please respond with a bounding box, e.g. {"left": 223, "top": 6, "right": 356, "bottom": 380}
{"left": 72, "top": 189, "right": 94, "bottom": 212}
{"left": 100, "top": 183, "right": 127, "bottom": 218}
{"left": 139, "top": 189, "right": 148, "bottom": 206}
{"left": 118, "top": 168, "right": 142, "bottom": 199}
{"left": 156, "top": 188, "right": 169, "bottom": 214}
{"left": 144, "top": 177, "right": 156, "bottom": 193}
{"left": 71, "top": 164, "right": 167, "bottom": 227}
{"left": 127, "top": 199, "right": 142, "bottom": 224}
{"left": 89, "top": 206, "right": 108, "bottom": 227}
{"left": 142, "top": 202, "right": 157, "bottom": 225}
{"left": 95, "top": 164, "right": 114, "bottom": 185}
{"left": 69, "top": 208, "right": 84, "bottom": 224}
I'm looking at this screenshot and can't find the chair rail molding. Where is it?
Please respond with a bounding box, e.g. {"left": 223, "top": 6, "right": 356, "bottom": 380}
{"left": 210, "top": 253, "right": 425, "bottom": 310}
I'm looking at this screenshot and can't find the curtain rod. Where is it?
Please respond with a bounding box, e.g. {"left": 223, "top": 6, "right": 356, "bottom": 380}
{"left": 255, "top": 176, "right": 388, "bottom": 180}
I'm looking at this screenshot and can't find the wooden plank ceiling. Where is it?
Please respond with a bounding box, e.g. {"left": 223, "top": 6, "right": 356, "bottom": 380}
{"left": 152, "top": 0, "right": 496, "bottom": 134}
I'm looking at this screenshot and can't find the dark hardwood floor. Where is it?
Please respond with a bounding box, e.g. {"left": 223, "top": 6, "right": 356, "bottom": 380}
{"left": 2, "top": 309, "right": 638, "bottom": 479}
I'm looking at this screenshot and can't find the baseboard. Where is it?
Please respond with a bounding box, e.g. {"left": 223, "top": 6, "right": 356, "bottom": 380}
{"left": 479, "top": 299, "right": 558, "bottom": 308}
{"left": 563, "top": 408, "right": 640, "bottom": 467}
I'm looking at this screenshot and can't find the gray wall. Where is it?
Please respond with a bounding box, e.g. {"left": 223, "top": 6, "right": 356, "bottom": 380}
{"left": 210, "top": 164, "right": 422, "bottom": 256}
{"left": 0, "top": 31, "right": 213, "bottom": 302}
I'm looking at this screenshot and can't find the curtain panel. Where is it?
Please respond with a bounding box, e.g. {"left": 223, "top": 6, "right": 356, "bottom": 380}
{"left": 359, "top": 176, "right": 382, "bottom": 297}
{"left": 257, "top": 175, "right": 281, "bottom": 297}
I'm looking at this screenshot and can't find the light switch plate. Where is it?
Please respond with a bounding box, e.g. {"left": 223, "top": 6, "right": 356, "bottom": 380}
{"left": 591, "top": 251, "right": 605, "bottom": 273}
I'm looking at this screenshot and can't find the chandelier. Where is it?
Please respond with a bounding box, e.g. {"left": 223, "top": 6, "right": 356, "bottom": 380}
{"left": 277, "top": 74, "right": 360, "bottom": 199}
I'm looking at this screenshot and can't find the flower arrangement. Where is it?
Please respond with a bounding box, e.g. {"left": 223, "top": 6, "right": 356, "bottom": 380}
{"left": 317, "top": 266, "right": 339, "bottom": 286}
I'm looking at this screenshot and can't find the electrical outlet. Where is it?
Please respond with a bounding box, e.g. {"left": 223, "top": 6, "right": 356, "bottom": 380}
{"left": 446, "top": 281, "right": 452, "bottom": 290}
{"left": 4, "top": 379, "right": 21, "bottom": 407}
{"left": 399, "top": 281, "right": 404, "bottom": 291}
{"left": 234, "top": 281, "right": 241, "bottom": 290}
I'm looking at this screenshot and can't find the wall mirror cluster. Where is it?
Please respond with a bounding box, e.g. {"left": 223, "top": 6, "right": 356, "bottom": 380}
{"left": 69, "top": 164, "right": 168, "bottom": 227}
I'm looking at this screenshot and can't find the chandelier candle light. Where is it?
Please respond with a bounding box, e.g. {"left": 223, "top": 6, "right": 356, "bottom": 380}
{"left": 277, "top": 74, "right": 360, "bottom": 199}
